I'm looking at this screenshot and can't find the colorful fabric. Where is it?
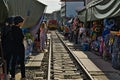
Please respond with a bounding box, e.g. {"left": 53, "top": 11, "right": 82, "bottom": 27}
{"left": 40, "top": 28, "right": 47, "bottom": 51}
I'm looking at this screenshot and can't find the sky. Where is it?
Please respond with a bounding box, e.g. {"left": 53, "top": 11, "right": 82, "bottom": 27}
{"left": 38, "top": 0, "right": 61, "bottom": 13}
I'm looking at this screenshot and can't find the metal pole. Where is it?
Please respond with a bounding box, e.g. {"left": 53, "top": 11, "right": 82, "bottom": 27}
{"left": 85, "top": 0, "right": 87, "bottom": 27}
{"left": 65, "top": 0, "right": 66, "bottom": 18}
{"left": 64, "top": 0, "right": 66, "bottom": 25}
{"left": 47, "top": 36, "right": 51, "bottom": 80}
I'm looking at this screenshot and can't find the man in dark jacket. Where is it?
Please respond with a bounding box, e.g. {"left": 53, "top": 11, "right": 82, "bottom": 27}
{"left": 10, "top": 16, "right": 25, "bottom": 79}
{"left": 1, "top": 17, "right": 14, "bottom": 78}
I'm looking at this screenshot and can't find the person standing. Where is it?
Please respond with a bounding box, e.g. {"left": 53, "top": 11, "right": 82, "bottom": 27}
{"left": 78, "top": 22, "right": 85, "bottom": 44}
{"left": 43, "top": 21, "right": 48, "bottom": 47}
{"left": 39, "top": 22, "right": 47, "bottom": 52}
{"left": 1, "top": 17, "right": 14, "bottom": 79}
{"left": 10, "top": 16, "right": 25, "bottom": 79}
{"left": 64, "top": 25, "right": 69, "bottom": 39}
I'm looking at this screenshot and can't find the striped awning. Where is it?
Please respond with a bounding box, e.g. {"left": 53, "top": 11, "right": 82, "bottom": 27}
{"left": 78, "top": 0, "right": 120, "bottom": 22}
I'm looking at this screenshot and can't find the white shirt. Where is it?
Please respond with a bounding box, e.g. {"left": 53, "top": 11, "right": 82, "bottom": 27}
{"left": 79, "top": 27, "right": 85, "bottom": 34}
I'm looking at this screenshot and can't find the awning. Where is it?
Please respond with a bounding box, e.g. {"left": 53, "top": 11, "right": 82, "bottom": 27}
{"left": 1, "top": 0, "right": 46, "bottom": 28}
{"left": 78, "top": 0, "right": 120, "bottom": 21}
{"left": 93, "top": 0, "right": 120, "bottom": 20}
{"left": 78, "top": 8, "right": 86, "bottom": 22}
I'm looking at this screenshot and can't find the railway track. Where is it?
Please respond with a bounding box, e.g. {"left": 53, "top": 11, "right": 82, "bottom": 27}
{"left": 47, "top": 31, "right": 93, "bottom": 80}
{"left": 57, "top": 31, "right": 120, "bottom": 80}
{"left": 23, "top": 31, "right": 93, "bottom": 80}
{"left": 24, "top": 51, "right": 49, "bottom": 80}
{"left": 18, "top": 30, "right": 120, "bottom": 80}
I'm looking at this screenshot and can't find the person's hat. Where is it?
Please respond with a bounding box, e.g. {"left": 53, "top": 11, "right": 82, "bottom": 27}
{"left": 14, "top": 16, "right": 24, "bottom": 25}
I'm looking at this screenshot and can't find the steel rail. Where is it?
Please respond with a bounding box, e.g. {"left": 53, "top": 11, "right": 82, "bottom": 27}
{"left": 56, "top": 32, "right": 94, "bottom": 80}
{"left": 47, "top": 37, "right": 52, "bottom": 80}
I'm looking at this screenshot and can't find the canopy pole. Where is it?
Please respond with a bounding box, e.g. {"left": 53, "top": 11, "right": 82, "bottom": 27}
{"left": 84, "top": 0, "right": 87, "bottom": 27}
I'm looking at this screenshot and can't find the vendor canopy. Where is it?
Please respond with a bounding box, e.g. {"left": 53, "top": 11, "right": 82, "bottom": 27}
{"left": 78, "top": 8, "right": 86, "bottom": 22}
{"left": 4, "top": 0, "right": 46, "bottom": 28}
{"left": 78, "top": 0, "right": 120, "bottom": 22}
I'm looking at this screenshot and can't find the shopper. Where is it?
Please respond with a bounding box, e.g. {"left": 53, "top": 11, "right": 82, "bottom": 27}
{"left": 43, "top": 21, "right": 48, "bottom": 47}
{"left": 10, "top": 16, "right": 25, "bottom": 79}
{"left": 1, "top": 17, "right": 14, "bottom": 79}
{"left": 39, "top": 22, "right": 47, "bottom": 52}
{"left": 111, "top": 35, "right": 120, "bottom": 69}
{"left": 78, "top": 22, "right": 85, "bottom": 44}
{"left": 64, "top": 25, "right": 69, "bottom": 39}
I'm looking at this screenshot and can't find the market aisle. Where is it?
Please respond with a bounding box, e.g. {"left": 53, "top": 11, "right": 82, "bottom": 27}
{"left": 65, "top": 41, "right": 120, "bottom": 79}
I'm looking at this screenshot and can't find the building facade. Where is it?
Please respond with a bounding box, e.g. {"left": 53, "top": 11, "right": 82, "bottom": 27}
{"left": 61, "top": 1, "right": 84, "bottom": 18}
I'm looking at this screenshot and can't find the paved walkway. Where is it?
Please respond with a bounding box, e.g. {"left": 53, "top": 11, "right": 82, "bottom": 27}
{"left": 66, "top": 42, "right": 120, "bottom": 80}
{"left": 74, "top": 51, "right": 119, "bottom": 72}
{"left": 15, "top": 52, "right": 45, "bottom": 80}
{"left": 66, "top": 42, "right": 119, "bottom": 71}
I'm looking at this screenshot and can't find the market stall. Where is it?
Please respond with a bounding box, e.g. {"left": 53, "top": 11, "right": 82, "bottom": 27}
{"left": 77, "top": 0, "right": 120, "bottom": 69}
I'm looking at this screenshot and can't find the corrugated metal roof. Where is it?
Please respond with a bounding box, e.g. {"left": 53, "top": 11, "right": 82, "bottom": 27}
{"left": 6, "top": 0, "right": 46, "bottom": 28}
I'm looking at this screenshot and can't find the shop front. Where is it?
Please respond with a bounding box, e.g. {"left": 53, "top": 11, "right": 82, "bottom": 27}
{"left": 78, "top": 0, "right": 120, "bottom": 69}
